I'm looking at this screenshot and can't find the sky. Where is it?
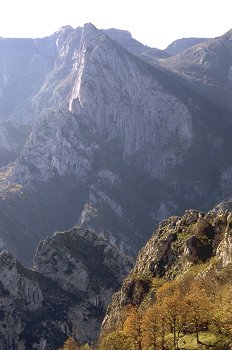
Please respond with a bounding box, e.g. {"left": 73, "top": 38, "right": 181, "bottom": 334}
{"left": 0, "top": 0, "right": 231, "bottom": 49}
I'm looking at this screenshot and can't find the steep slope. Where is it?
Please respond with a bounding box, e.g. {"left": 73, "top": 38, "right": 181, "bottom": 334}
{"left": 0, "top": 34, "right": 58, "bottom": 165}
{"left": 0, "top": 35, "right": 56, "bottom": 120}
{"left": 165, "top": 37, "right": 208, "bottom": 55}
{"left": 104, "top": 28, "right": 170, "bottom": 62}
{"left": 0, "top": 227, "right": 132, "bottom": 349}
{"left": 101, "top": 203, "right": 232, "bottom": 341}
{"left": 0, "top": 121, "right": 30, "bottom": 167}
{"left": 5, "top": 23, "right": 196, "bottom": 262}
{"left": 1, "top": 25, "right": 232, "bottom": 265}
{"left": 161, "top": 29, "right": 232, "bottom": 110}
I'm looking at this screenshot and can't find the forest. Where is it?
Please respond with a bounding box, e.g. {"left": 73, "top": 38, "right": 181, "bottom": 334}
{"left": 60, "top": 262, "right": 232, "bottom": 350}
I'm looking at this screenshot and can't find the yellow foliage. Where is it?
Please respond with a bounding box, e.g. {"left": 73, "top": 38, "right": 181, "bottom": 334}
{"left": 99, "top": 331, "right": 135, "bottom": 350}
{"left": 59, "top": 337, "right": 79, "bottom": 350}
{"left": 124, "top": 307, "right": 143, "bottom": 350}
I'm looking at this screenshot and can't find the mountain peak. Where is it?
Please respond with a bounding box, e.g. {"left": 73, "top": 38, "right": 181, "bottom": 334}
{"left": 57, "top": 25, "right": 73, "bottom": 32}
{"left": 83, "top": 22, "right": 97, "bottom": 31}
{"left": 81, "top": 22, "right": 101, "bottom": 44}
{"left": 222, "top": 28, "right": 232, "bottom": 39}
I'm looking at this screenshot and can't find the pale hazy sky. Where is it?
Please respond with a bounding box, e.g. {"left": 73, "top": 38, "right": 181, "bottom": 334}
{"left": 0, "top": 0, "right": 231, "bottom": 49}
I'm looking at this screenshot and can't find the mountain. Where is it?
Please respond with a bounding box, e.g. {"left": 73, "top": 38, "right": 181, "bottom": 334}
{"left": 0, "top": 34, "right": 58, "bottom": 166}
{"left": 0, "top": 23, "right": 195, "bottom": 263}
{"left": 1, "top": 25, "right": 232, "bottom": 348}
{"left": 0, "top": 24, "right": 232, "bottom": 266}
{"left": 104, "top": 28, "right": 170, "bottom": 62}
{"left": 101, "top": 203, "right": 232, "bottom": 349}
{"left": 161, "top": 29, "right": 232, "bottom": 110}
{"left": 1, "top": 201, "right": 231, "bottom": 349}
{"left": 0, "top": 227, "right": 132, "bottom": 349}
{"left": 165, "top": 37, "right": 208, "bottom": 55}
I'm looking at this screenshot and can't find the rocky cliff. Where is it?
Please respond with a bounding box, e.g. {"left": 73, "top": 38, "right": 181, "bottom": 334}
{"left": 0, "top": 201, "right": 231, "bottom": 349}
{"left": 101, "top": 202, "right": 232, "bottom": 335}
{"left": 0, "top": 25, "right": 232, "bottom": 265}
{"left": 12, "top": 24, "right": 192, "bottom": 184}
{"left": 0, "top": 227, "right": 132, "bottom": 349}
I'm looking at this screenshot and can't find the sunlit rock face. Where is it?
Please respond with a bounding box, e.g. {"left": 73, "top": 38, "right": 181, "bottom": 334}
{"left": 101, "top": 202, "right": 232, "bottom": 335}
{"left": 12, "top": 23, "right": 193, "bottom": 184}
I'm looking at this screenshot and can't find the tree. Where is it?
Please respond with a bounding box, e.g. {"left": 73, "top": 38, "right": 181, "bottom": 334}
{"left": 212, "top": 283, "right": 232, "bottom": 335}
{"left": 163, "top": 290, "right": 187, "bottom": 349}
{"left": 185, "top": 280, "right": 212, "bottom": 344}
{"left": 59, "top": 337, "right": 80, "bottom": 350}
{"left": 124, "top": 307, "right": 143, "bottom": 350}
{"left": 99, "top": 331, "right": 135, "bottom": 350}
{"left": 157, "top": 281, "right": 188, "bottom": 350}
{"left": 80, "top": 344, "right": 92, "bottom": 350}
{"left": 141, "top": 303, "right": 166, "bottom": 350}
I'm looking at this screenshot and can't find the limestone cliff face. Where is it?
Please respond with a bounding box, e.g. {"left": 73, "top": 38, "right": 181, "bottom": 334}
{"left": 33, "top": 227, "right": 133, "bottom": 310}
{"left": 0, "top": 228, "right": 132, "bottom": 349}
{"left": 12, "top": 23, "right": 193, "bottom": 183}
{"left": 69, "top": 24, "right": 193, "bottom": 175}
{"left": 0, "top": 251, "right": 45, "bottom": 349}
{"left": 11, "top": 109, "right": 98, "bottom": 183}
{"left": 1, "top": 25, "right": 232, "bottom": 264}
{"left": 1, "top": 23, "right": 197, "bottom": 262}
{"left": 101, "top": 203, "right": 232, "bottom": 334}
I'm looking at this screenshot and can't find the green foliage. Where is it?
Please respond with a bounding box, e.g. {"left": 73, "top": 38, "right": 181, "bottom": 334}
{"left": 178, "top": 332, "right": 230, "bottom": 349}
{"left": 80, "top": 344, "right": 92, "bottom": 350}
{"left": 99, "top": 331, "right": 135, "bottom": 350}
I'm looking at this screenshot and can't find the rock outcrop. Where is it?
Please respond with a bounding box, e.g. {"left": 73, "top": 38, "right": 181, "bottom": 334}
{"left": 101, "top": 203, "right": 232, "bottom": 334}
{"left": 0, "top": 227, "right": 132, "bottom": 349}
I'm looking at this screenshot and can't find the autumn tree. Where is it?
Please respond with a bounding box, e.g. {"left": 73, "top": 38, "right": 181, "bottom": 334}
{"left": 59, "top": 337, "right": 80, "bottom": 350}
{"left": 141, "top": 303, "right": 166, "bottom": 350}
{"left": 212, "top": 283, "right": 232, "bottom": 335}
{"left": 163, "top": 292, "right": 186, "bottom": 348}
{"left": 80, "top": 344, "right": 92, "bottom": 350}
{"left": 185, "top": 280, "right": 212, "bottom": 344}
{"left": 99, "top": 331, "right": 135, "bottom": 350}
{"left": 157, "top": 280, "right": 189, "bottom": 350}
{"left": 124, "top": 307, "right": 143, "bottom": 350}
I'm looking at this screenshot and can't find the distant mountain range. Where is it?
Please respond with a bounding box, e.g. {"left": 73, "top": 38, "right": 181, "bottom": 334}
{"left": 165, "top": 37, "right": 208, "bottom": 55}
